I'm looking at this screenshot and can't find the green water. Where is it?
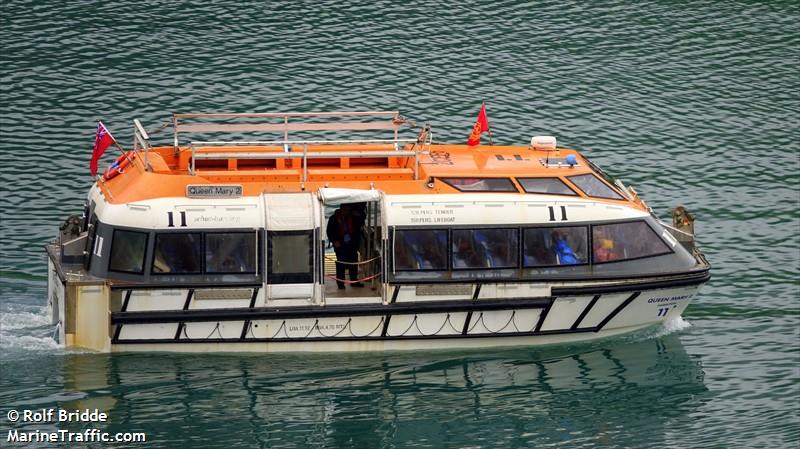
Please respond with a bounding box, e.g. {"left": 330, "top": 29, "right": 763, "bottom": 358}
{"left": 1, "top": 1, "right": 798, "bottom": 448}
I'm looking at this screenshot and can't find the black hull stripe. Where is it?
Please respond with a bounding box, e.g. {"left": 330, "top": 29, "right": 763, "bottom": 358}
{"left": 461, "top": 285, "right": 482, "bottom": 335}
{"left": 552, "top": 271, "right": 709, "bottom": 295}
{"left": 571, "top": 295, "right": 601, "bottom": 330}
{"left": 183, "top": 289, "right": 194, "bottom": 311}
{"left": 113, "top": 326, "right": 607, "bottom": 344}
{"left": 534, "top": 298, "right": 556, "bottom": 333}
{"left": 113, "top": 297, "right": 554, "bottom": 325}
{"left": 595, "top": 292, "right": 640, "bottom": 331}
{"left": 121, "top": 290, "right": 132, "bottom": 312}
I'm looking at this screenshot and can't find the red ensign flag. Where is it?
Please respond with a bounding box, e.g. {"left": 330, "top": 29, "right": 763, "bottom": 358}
{"left": 89, "top": 121, "right": 116, "bottom": 176}
{"left": 467, "top": 104, "right": 490, "bottom": 146}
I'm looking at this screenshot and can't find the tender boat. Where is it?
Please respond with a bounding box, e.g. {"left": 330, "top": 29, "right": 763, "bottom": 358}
{"left": 46, "top": 111, "right": 710, "bottom": 352}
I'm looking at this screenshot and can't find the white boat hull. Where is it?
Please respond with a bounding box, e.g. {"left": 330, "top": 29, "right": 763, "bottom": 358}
{"left": 102, "top": 282, "right": 701, "bottom": 353}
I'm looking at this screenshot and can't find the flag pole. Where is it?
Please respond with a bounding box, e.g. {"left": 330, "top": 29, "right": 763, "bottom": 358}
{"left": 98, "top": 121, "right": 127, "bottom": 157}
{"left": 98, "top": 120, "right": 144, "bottom": 174}
{"left": 101, "top": 121, "right": 137, "bottom": 166}
{"left": 484, "top": 101, "right": 494, "bottom": 146}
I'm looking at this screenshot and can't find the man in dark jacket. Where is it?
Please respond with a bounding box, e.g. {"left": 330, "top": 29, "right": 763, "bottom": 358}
{"left": 327, "top": 205, "right": 364, "bottom": 289}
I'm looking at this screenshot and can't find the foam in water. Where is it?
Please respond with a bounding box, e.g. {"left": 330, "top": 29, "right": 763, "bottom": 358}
{"left": 0, "top": 305, "right": 61, "bottom": 352}
{"left": 650, "top": 316, "right": 692, "bottom": 338}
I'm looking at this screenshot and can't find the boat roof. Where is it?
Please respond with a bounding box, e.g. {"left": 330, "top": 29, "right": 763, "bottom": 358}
{"left": 95, "top": 111, "right": 647, "bottom": 211}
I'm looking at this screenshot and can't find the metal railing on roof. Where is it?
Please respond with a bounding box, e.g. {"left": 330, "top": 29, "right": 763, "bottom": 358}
{"left": 135, "top": 111, "right": 431, "bottom": 179}
{"left": 172, "top": 111, "right": 406, "bottom": 150}
{"left": 132, "top": 119, "right": 152, "bottom": 170}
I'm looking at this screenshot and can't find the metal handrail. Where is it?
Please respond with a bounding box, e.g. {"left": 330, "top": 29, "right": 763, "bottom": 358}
{"left": 191, "top": 138, "right": 417, "bottom": 147}
{"left": 172, "top": 111, "right": 406, "bottom": 151}
{"left": 133, "top": 110, "right": 425, "bottom": 178}
{"left": 133, "top": 119, "right": 152, "bottom": 171}
{"left": 174, "top": 111, "right": 399, "bottom": 118}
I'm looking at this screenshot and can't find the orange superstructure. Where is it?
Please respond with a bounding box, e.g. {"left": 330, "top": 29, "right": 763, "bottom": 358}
{"left": 99, "top": 111, "right": 646, "bottom": 211}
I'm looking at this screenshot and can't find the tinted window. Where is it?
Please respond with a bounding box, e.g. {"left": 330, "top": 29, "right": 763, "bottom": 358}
{"left": 567, "top": 174, "right": 624, "bottom": 200}
{"left": 109, "top": 230, "right": 148, "bottom": 274}
{"left": 523, "top": 226, "right": 588, "bottom": 267}
{"left": 593, "top": 221, "right": 670, "bottom": 263}
{"left": 394, "top": 229, "right": 447, "bottom": 271}
{"left": 205, "top": 232, "right": 257, "bottom": 274}
{"left": 153, "top": 233, "right": 202, "bottom": 274}
{"left": 518, "top": 178, "right": 577, "bottom": 196}
{"left": 453, "top": 228, "right": 518, "bottom": 269}
{"left": 269, "top": 231, "right": 313, "bottom": 283}
{"left": 441, "top": 178, "right": 517, "bottom": 192}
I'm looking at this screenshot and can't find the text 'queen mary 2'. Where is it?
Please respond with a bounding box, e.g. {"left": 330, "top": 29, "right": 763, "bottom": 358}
{"left": 46, "top": 111, "right": 710, "bottom": 353}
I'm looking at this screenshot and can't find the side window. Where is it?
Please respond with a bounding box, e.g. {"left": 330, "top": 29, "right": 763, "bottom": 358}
{"left": 567, "top": 174, "right": 624, "bottom": 200}
{"left": 523, "top": 226, "right": 588, "bottom": 267}
{"left": 593, "top": 221, "right": 671, "bottom": 263}
{"left": 268, "top": 231, "right": 313, "bottom": 283}
{"left": 152, "top": 233, "right": 202, "bottom": 274}
{"left": 440, "top": 178, "right": 518, "bottom": 192}
{"left": 108, "top": 229, "right": 148, "bottom": 274}
{"left": 205, "top": 232, "right": 257, "bottom": 274}
{"left": 394, "top": 229, "right": 448, "bottom": 271}
{"left": 453, "top": 228, "right": 518, "bottom": 269}
{"left": 517, "top": 178, "right": 577, "bottom": 196}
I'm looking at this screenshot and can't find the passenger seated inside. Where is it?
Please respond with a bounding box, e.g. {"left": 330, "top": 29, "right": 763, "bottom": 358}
{"left": 524, "top": 243, "right": 555, "bottom": 266}
{"left": 482, "top": 229, "right": 516, "bottom": 268}
{"left": 472, "top": 231, "right": 494, "bottom": 267}
{"left": 418, "top": 234, "right": 446, "bottom": 269}
{"left": 453, "top": 235, "right": 486, "bottom": 269}
{"left": 553, "top": 234, "right": 578, "bottom": 265}
{"left": 593, "top": 228, "right": 622, "bottom": 262}
{"left": 394, "top": 230, "right": 447, "bottom": 270}
{"left": 594, "top": 237, "right": 620, "bottom": 262}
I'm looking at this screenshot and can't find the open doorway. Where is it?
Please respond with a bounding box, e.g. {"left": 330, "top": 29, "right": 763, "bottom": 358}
{"left": 320, "top": 189, "right": 383, "bottom": 301}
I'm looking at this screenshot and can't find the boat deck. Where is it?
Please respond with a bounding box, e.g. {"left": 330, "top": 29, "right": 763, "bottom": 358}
{"left": 90, "top": 111, "right": 647, "bottom": 210}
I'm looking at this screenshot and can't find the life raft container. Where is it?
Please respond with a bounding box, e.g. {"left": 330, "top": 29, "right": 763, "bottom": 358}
{"left": 102, "top": 152, "right": 135, "bottom": 181}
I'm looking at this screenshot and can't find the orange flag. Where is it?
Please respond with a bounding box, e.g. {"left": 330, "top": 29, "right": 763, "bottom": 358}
{"left": 467, "top": 104, "right": 490, "bottom": 146}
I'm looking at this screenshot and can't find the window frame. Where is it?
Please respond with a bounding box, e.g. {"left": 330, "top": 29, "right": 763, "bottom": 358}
{"left": 590, "top": 219, "right": 674, "bottom": 265}
{"left": 516, "top": 177, "right": 578, "bottom": 197}
{"left": 451, "top": 227, "right": 520, "bottom": 270}
{"left": 267, "top": 229, "right": 315, "bottom": 284}
{"left": 151, "top": 231, "right": 204, "bottom": 275}
{"left": 521, "top": 224, "right": 590, "bottom": 268}
{"left": 392, "top": 228, "right": 450, "bottom": 272}
{"left": 107, "top": 228, "right": 149, "bottom": 275}
{"left": 566, "top": 173, "right": 625, "bottom": 200}
{"left": 439, "top": 177, "right": 519, "bottom": 193}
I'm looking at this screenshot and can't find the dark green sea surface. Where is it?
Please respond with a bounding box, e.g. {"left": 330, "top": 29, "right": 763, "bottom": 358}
{"left": 1, "top": 1, "right": 798, "bottom": 448}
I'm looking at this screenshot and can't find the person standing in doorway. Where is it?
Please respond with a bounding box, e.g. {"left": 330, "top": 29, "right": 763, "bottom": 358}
{"left": 327, "top": 204, "right": 364, "bottom": 289}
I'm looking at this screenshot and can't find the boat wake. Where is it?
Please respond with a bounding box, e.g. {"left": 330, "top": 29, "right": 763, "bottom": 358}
{"left": 0, "top": 306, "right": 60, "bottom": 353}
{"left": 646, "top": 316, "right": 692, "bottom": 339}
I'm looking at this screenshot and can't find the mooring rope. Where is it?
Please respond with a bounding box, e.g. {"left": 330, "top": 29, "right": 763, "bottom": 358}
{"left": 324, "top": 272, "right": 382, "bottom": 284}
{"left": 327, "top": 255, "right": 381, "bottom": 266}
